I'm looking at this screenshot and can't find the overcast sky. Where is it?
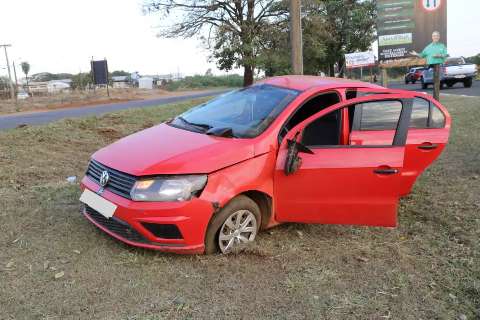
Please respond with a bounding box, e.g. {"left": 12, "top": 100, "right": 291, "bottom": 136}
{"left": 1, "top": 0, "right": 478, "bottom": 77}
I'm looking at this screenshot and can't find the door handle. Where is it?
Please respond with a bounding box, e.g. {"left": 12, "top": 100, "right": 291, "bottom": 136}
{"left": 374, "top": 168, "right": 399, "bottom": 175}
{"left": 418, "top": 143, "right": 438, "bottom": 150}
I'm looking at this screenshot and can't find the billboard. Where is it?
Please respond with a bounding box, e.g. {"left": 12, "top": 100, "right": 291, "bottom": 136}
{"left": 91, "top": 60, "right": 109, "bottom": 85}
{"left": 345, "top": 51, "right": 376, "bottom": 69}
{"left": 377, "top": 0, "right": 447, "bottom": 61}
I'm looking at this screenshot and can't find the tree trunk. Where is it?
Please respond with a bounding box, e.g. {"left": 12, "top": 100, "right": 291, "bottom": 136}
{"left": 328, "top": 63, "right": 335, "bottom": 77}
{"left": 243, "top": 65, "right": 254, "bottom": 87}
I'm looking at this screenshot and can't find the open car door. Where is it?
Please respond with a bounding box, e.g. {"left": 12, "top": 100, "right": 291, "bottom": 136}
{"left": 273, "top": 93, "right": 414, "bottom": 227}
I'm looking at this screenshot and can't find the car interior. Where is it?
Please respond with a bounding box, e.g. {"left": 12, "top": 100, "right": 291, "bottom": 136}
{"left": 280, "top": 92, "right": 341, "bottom": 141}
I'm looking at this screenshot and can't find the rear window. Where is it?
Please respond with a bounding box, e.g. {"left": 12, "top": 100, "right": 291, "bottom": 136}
{"left": 357, "top": 101, "right": 402, "bottom": 130}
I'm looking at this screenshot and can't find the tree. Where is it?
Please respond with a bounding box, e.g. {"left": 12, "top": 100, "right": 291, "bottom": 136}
{"left": 256, "top": 0, "right": 375, "bottom": 77}
{"left": 21, "top": 62, "right": 30, "bottom": 91}
{"left": 144, "top": 1, "right": 289, "bottom": 86}
{"left": 111, "top": 70, "right": 130, "bottom": 77}
{"left": 303, "top": 0, "right": 376, "bottom": 77}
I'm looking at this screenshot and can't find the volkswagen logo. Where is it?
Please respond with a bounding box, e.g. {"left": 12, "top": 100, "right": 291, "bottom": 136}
{"left": 100, "top": 170, "right": 110, "bottom": 187}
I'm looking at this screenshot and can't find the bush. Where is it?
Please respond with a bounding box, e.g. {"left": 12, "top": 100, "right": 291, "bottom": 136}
{"left": 164, "top": 74, "right": 243, "bottom": 91}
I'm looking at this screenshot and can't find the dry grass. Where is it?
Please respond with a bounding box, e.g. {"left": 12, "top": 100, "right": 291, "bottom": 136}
{"left": 0, "top": 88, "right": 207, "bottom": 115}
{"left": 0, "top": 96, "right": 479, "bottom": 319}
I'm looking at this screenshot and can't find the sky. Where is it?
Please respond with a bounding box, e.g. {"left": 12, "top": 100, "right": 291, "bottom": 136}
{"left": 0, "top": 0, "right": 479, "bottom": 78}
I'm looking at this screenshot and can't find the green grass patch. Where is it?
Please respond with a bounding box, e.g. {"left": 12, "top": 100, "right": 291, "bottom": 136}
{"left": 0, "top": 96, "right": 479, "bottom": 319}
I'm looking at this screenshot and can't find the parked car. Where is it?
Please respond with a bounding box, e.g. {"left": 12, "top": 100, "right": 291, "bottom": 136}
{"left": 404, "top": 67, "right": 425, "bottom": 84}
{"left": 422, "top": 57, "right": 478, "bottom": 89}
{"left": 80, "top": 76, "right": 451, "bottom": 254}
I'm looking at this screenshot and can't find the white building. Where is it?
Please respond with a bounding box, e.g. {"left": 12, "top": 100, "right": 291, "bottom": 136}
{"left": 47, "top": 81, "right": 70, "bottom": 93}
{"left": 138, "top": 77, "right": 154, "bottom": 89}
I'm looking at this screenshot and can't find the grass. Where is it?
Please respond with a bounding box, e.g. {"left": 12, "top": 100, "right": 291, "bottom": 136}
{"left": 1, "top": 95, "right": 479, "bottom": 319}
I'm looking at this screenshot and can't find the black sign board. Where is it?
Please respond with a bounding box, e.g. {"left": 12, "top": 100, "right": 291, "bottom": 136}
{"left": 377, "top": 0, "right": 447, "bottom": 61}
{"left": 91, "top": 60, "right": 109, "bottom": 85}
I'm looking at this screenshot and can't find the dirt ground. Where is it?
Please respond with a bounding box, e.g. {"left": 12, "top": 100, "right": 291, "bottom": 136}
{"left": 0, "top": 88, "right": 208, "bottom": 115}
{"left": 0, "top": 96, "right": 479, "bottom": 319}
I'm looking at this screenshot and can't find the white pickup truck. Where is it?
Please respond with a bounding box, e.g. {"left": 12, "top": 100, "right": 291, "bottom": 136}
{"left": 421, "top": 57, "right": 478, "bottom": 89}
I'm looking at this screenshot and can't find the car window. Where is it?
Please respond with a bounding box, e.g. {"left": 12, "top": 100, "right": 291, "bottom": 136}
{"left": 429, "top": 104, "right": 446, "bottom": 128}
{"left": 355, "top": 100, "right": 402, "bottom": 131}
{"left": 410, "top": 98, "right": 429, "bottom": 128}
{"left": 302, "top": 101, "right": 403, "bottom": 148}
{"left": 280, "top": 92, "right": 340, "bottom": 141}
{"left": 409, "top": 98, "right": 446, "bottom": 129}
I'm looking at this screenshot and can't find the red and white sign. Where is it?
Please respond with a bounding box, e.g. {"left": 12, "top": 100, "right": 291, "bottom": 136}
{"left": 345, "top": 51, "right": 376, "bottom": 69}
{"left": 422, "top": 0, "right": 442, "bottom": 11}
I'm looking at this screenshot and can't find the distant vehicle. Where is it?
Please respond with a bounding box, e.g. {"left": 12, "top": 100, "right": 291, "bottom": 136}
{"left": 422, "top": 57, "right": 478, "bottom": 89}
{"left": 405, "top": 67, "right": 426, "bottom": 84}
{"left": 79, "top": 76, "right": 451, "bottom": 254}
{"left": 17, "top": 91, "right": 29, "bottom": 100}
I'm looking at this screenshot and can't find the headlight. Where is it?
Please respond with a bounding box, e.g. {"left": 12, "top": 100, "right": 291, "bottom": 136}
{"left": 130, "top": 175, "right": 207, "bottom": 202}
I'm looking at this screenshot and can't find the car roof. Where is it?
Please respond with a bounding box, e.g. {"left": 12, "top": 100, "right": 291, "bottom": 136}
{"left": 258, "top": 75, "right": 384, "bottom": 92}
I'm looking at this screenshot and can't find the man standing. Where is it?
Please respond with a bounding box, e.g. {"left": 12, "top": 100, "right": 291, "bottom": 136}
{"left": 411, "top": 31, "right": 448, "bottom": 66}
{"left": 411, "top": 31, "right": 448, "bottom": 100}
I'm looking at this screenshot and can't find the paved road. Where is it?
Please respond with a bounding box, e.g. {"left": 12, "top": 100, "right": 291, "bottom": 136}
{"left": 388, "top": 79, "right": 480, "bottom": 97}
{"left": 0, "top": 90, "right": 228, "bottom": 131}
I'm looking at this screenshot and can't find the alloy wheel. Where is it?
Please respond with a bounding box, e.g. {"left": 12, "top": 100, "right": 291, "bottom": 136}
{"left": 218, "top": 209, "right": 257, "bottom": 253}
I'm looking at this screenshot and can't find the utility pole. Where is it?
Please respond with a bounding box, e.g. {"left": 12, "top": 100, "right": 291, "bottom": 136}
{"left": 12, "top": 61, "right": 19, "bottom": 94}
{"left": 290, "top": 0, "right": 303, "bottom": 75}
{"left": 1, "top": 44, "right": 15, "bottom": 100}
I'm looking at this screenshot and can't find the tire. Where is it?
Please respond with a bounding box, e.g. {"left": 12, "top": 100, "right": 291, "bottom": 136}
{"left": 447, "top": 83, "right": 454, "bottom": 88}
{"left": 405, "top": 79, "right": 409, "bottom": 84}
{"left": 422, "top": 81, "right": 428, "bottom": 89}
{"left": 440, "top": 82, "right": 445, "bottom": 90}
{"left": 464, "top": 78, "right": 473, "bottom": 88}
{"left": 204, "top": 195, "right": 261, "bottom": 254}
{"left": 412, "top": 80, "right": 417, "bottom": 84}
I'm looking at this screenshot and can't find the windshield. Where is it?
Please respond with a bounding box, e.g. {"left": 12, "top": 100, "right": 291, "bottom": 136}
{"left": 169, "top": 84, "right": 299, "bottom": 138}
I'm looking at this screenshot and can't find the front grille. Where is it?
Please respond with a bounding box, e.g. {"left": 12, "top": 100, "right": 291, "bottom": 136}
{"left": 84, "top": 206, "right": 148, "bottom": 244}
{"left": 86, "top": 159, "right": 136, "bottom": 199}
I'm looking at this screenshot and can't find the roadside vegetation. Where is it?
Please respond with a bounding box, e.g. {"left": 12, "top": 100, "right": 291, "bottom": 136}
{"left": 1, "top": 96, "right": 479, "bottom": 319}
{"left": 164, "top": 74, "right": 243, "bottom": 91}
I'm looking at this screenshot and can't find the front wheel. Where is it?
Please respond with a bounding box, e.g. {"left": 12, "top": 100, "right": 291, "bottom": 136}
{"left": 464, "top": 78, "right": 473, "bottom": 88}
{"left": 422, "top": 81, "right": 428, "bottom": 89}
{"left": 204, "top": 195, "right": 261, "bottom": 254}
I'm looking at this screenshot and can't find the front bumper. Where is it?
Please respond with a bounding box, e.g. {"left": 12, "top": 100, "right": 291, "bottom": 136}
{"left": 80, "top": 176, "right": 214, "bottom": 254}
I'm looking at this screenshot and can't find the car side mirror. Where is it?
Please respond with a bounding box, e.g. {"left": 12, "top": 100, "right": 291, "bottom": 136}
{"left": 284, "top": 135, "right": 313, "bottom": 176}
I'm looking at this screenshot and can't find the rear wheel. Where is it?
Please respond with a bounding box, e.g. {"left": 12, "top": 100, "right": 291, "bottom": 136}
{"left": 464, "top": 78, "right": 473, "bottom": 88}
{"left": 204, "top": 195, "right": 261, "bottom": 254}
{"left": 412, "top": 80, "right": 417, "bottom": 84}
{"left": 405, "top": 78, "right": 409, "bottom": 84}
{"left": 447, "top": 83, "right": 454, "bottom": 88}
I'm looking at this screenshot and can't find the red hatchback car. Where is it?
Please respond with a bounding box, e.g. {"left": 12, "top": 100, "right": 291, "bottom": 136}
{"left": 80, "top": 76, "right": 451, "bottom": 254}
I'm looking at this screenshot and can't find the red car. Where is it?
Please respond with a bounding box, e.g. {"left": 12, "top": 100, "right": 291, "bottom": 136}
{"left": 405, "top": 67, "right": 426, "bottom": 84}
{"left": 80, "top": 76, "right": 451, "bottom": 254}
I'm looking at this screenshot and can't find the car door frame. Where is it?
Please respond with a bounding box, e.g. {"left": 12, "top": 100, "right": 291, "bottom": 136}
{"left": 273, "top": 92, "right": 416, "bottom": 226}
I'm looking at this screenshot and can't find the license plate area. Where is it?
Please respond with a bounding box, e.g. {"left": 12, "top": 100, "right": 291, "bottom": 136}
{"left": 80, "top": 189, "right": 117, "bottom": 218}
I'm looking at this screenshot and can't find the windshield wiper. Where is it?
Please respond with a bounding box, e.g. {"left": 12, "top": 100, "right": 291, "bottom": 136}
{"left": 176, "top": 116, "right": 212, "bottom": 132}
{"left": 206, "top": 127, "right": 238, "bottom": 138}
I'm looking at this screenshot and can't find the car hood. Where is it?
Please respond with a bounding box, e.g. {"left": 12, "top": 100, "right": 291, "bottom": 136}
{"left": 92, "top": 123, "right": 255, "bottom": 176}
